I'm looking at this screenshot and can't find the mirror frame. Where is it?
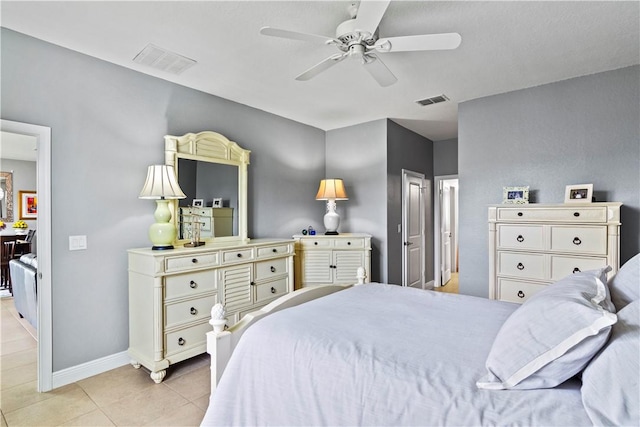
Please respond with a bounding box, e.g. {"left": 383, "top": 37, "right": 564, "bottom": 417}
{"left": 0, "top": 171, "right": 14, "bottom": 222}
{"left": 165, "top": 131, "right": 250, "bottom": 245}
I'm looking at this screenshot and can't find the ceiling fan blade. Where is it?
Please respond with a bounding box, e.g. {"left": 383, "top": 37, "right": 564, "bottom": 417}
{"left": 260, "top": 26, "right": 340, "bottom": 45}
{"left": 374, "top": 33, "right": 462, "bottom": 52}
{"left": 353, "top": 0, "right": 391, "bottom": 35}
{"left": 362, "top": 53, "right": 397, "bottom": 87}
{"left": 295, "top": 53, "right": 348, "bottom": 81}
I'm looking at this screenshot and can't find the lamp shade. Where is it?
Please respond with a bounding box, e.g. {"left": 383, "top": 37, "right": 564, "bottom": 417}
{"left": 315, "top": 179, "right": 348, "bottom": 200}
{"left": 139, "top": 165, "right": 186, "bottom": 199}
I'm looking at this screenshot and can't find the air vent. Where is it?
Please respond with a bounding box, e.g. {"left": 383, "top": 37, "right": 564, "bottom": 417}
{"left": 133, "top": 44, "right": 196, "bottom": 75}
{"left": 416, "top": 94, "right": 449, "bottom": 106}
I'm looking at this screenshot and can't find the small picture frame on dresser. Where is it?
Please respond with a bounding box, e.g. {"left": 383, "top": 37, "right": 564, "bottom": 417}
{"left": 564, "top": 184, "right": 593, "bottom": 203}
{"left": 503, "top": 186, "right": 529, "bottom": 204}
{"left": 212, "top": 198, "right": 222, "bottom": 208}
{"left": 192, "top": 199, "right": 204, "bottom": 207}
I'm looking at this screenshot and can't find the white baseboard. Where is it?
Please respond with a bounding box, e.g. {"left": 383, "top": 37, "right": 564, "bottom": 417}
{"left": 52, "top": 351, "right": 130, "bottom": 389}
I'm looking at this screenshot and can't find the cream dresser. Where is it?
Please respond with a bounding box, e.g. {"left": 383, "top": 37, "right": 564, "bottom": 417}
{"left": 179, "top": 207, "right": 234, "bottom": 238}
{"left": 128, "top": 238, "right": 294, "bottom": 383}
{"left": 293, "top": 233, "right": 372, "bottom": 289}
{"left": 488, "top": 203, "right": 621, "bottom": 304}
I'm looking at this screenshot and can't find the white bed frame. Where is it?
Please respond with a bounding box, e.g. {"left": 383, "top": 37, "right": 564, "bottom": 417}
{"left": 206, "top": 267, "right": 367, "bottom": 392}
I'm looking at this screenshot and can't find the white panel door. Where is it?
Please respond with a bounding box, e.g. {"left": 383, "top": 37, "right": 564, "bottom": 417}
{"left": 403, "top": 171, "right": 425, "bottom": 288}
{"left": 441, "top": 183, "right": 452, "bottom": 285}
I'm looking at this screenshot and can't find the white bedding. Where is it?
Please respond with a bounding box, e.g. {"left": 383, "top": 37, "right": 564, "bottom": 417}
{"left": 202, "top": 284, "right": 592, "bottom": 426}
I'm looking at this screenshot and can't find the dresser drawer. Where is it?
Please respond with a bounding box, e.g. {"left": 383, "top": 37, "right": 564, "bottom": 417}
{"left": 496, "top": 206, "right": 607, "bottom": 222}
{"left": 165, "top": 253, "right": 219, "bottom": 273}
{"left": 549, "top": 226, "right": 607, "bottom": 255}
{"left": 255, "top": 277, "right": 289, "bottom": 303}
{"left": 497, "top": 225, "right": 544, "bottom": 250}
{"left": 255, "top": 258, "right": 288, "bottom": 281}
{"left": 165, "top": 270, "right": 216, "bottom": 300}
{"left": 257, "top": 244, "right": 292, "bottom": 259}
{"left": 498, "top": 252, "right": 545, "bottom": 280}
{"left": 300, "top": 239, "right": 332, "bottom": 249}
{"left": 164, "top": 321, "right": 211, "bottom": 357}
{"left": 334, "top": 238, "right": 365, "bottom": 249}
{"left": 550, "top": 255, "right": 608, "bottom": 281}
{"left": 497, "top": 278, "right": 547, "bottom": 304}
{"left": 221, "top": 248, "right": 254, "bottom": 264}
{"left": 164, "top": 294, "right": 217, "bottom": 329}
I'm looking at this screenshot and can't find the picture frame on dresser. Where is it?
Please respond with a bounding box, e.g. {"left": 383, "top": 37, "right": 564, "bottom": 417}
{"left": 192, "top": 199, "right": 204, "bottom": 207}
{"left": 212, "top": 198, "right": 222, "bottom": 208}
{"left": 502, "top": 186, "right": 529, "bottom": 204}
{"left": 565, "top": 184, "right": 593, "bottom": 203}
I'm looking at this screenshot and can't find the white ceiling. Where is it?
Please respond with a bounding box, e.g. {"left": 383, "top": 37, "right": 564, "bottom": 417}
{"left": 0, "top": 132, "right": 37, "bottom": 162}
{"left": 1, "top": 1, "right": 638, "bottom": 141}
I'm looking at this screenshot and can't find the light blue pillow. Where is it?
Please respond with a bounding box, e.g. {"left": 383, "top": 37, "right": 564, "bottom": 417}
{"left": 608, "top": 253, "right": 640, "bottom": 311}
{"left": 581, "top": 299, "right": 639, "bottom": 426}
{"left": 477, "top": 267, "right": 617, "bottom": 390}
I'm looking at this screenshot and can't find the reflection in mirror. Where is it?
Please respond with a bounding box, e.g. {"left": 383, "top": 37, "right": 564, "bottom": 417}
{"left": 0, "top": 172, "right": 13, "bottom": 222}
{"left": 177, "top": 158, "right": 239, "bottom": 239}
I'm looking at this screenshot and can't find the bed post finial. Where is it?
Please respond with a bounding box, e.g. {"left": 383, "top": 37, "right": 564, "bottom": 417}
{"left": 356, "top": 267, "right": 366, "bottom": 285}
{"left": 210, "top": 303, "right": 227, "bottom": 333}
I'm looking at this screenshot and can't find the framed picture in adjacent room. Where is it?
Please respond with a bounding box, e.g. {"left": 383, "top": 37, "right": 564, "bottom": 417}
{"left": 18, "top": 190, "right": 37, "bottom": 219}
{"left": 502, "top": 186, "right": 529, "bottom": 204}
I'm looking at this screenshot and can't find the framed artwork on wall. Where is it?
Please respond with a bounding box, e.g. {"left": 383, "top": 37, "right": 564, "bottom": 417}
{"left": 19, "top": 190, "right": 37, "bottom": 219}
{"left": 503, "top": 186, "right": 529, "bottom": 204}
{"left": 564, "top": 184, "right": 593, "bottom": 203}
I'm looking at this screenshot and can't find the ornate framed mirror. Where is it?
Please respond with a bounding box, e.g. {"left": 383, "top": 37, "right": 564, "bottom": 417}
{"left": 0, "top": 171, "right": 14, "bottom": 222}
{"left": 165, "top": 131, "right": 250, "bottom": 245}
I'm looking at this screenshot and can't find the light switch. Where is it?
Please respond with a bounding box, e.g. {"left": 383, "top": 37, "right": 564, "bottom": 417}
{"left": 69, "top": 235, "right": 87, "bottom": 251}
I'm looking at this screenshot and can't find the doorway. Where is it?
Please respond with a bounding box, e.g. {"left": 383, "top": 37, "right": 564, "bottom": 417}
{"left": 434, "top": 175, "right": 458, "bottom": 288}
{"left": 402, "top": 170, "right": 426, "bottom": 289}
{"left": 0, "top": 119, "right": 52, "bottom": 391}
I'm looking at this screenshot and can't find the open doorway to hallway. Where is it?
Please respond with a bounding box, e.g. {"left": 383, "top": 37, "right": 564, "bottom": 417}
{"left": 434, "top": 175, "right": 458, "bottom": 291}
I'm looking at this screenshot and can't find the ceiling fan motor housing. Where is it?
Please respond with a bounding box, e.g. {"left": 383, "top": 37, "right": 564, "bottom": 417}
{"left": 336, "top": 19, "right": 378, "bottom": 46}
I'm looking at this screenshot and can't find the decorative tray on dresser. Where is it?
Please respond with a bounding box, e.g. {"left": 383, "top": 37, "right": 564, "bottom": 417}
{"left": 488, "top": 203, "right": 622, "bottom": 304}
{"left": 127, "top": 238, "right": 294, "bottom": 383}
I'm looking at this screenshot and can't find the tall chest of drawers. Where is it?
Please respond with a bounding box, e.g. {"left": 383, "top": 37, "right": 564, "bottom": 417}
{"left": 488, "top": 203, "right": 621, "bottom": 304}
{"left": 128, "top": 239, "right": 294, "bottom": 383}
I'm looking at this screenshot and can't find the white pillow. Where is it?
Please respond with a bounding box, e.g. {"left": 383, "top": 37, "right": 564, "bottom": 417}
{"left": 477, "top": 267, "right": 617, "bottom": 390}
{"left": 608, "top": 253, "right": 640, "bottom": 310}
{"left": 581, "top": 299, "right": 639, "bottom": 426}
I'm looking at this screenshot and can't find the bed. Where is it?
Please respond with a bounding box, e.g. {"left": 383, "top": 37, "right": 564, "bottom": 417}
{"left": 202, "top": 256, "right": 639, "bottom": 426}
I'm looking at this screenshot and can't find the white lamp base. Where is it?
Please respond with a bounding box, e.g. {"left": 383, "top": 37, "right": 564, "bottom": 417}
{"left": 323, "top": 200, "right": 340, "bottom": 235}
{"left": 149, "top": 199, "right": 176, "bottom": 250}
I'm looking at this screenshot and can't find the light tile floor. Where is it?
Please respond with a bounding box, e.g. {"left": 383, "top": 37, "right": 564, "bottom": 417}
{"left": 1, "top": 296, "right": 209, "bottom": 426}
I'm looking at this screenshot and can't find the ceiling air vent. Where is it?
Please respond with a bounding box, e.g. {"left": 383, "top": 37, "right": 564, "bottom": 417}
{"left": 416, "top": 94, "right": 449, "bottom": 106}
{"left": 133, "top": 44, "right": 196, "bottom": 75}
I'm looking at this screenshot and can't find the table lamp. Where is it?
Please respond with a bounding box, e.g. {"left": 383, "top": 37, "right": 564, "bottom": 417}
{"left": 315, "top": 179, "right": 348, "bottom": 235}
{"left": 139, "top": 165, "right": 186, "bottom": 250}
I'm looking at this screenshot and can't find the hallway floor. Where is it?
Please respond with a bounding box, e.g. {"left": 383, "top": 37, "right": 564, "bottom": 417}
{"left": 434, "top": 272, "right": 459, "bottom": 294}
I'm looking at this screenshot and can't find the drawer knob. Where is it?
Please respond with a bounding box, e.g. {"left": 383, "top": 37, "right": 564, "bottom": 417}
{"left": 573, "top": 267, "right": 581, "bottom": 274}
{"left": 272, "top": 248, "right": 277, "bottom": 253}
{"left": 191, "top": 258, "right": 198, "bottom": 264}
{"left": 314, "top": 242, "right": 318, "bottom": 245}
{"left": 573, "top": 237, "right": 582, "bottom": 245}
{"left": 190, "top": 307, "right": 198, "bottom": 315}
{"left": 189, "top": 281, "right": 197, "bottom": 289}
{"left": 271, "top": 287, "right": 276, "bottom": 294}
{"left": 517, "top": 212, "right": 523, "bottom": 217}
{"left": 517, "top": 262, "right": 525, "bottom": 270}
{"left": 178, "top": 337, "right": 185, "bottom": 346}
{"left": 574, "top": 212, "right": 580, "bottom": 217}
{"left": 517, "top": 290, "right": 525, "bottom": 298}
{"left": 516, "top": 235, "right": 524, "bottom": 243}
{"left": 237, "top": 253, "right": 242, "bottom": 258}
{"left": 250, "top": 281, "right": 255, "bottom": 286}
{"left": 270, "top": 266, "right": 276, "bottom": 273}
{"left": 347, "top": 242, "right": 351, "bottom": 245}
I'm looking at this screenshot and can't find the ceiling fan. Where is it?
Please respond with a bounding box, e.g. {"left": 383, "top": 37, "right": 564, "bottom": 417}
{"left": 260, "top": 0, "right": 461, "bottom": 87}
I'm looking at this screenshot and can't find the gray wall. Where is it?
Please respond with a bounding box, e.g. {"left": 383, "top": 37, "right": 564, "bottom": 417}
{"left": 387, "top": 120, "right": 434, "bottom": 285}
{"left": 325, "top": 120, "right": 388, "bottom": 283}
{"left": 458, "top": 66, "right": 640, "bottom": 298}
{"left": 433, "top": 138, "right": 458, "bottom": 176}
{"left": 2, "top": 28, "right": 325, "bottom": 371}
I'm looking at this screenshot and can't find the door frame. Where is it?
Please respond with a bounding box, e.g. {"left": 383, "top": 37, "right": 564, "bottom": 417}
{"left": 434, "top": 174, "right": 458, "bottom": 288}
{"left": 1, "top": 119, "right": 52, "bottom": 391}
{"left": 401, "top": 169, "right": 426, "bottom": 288}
